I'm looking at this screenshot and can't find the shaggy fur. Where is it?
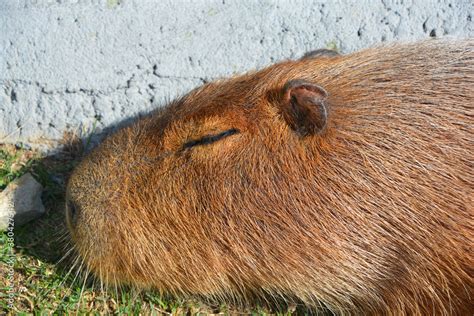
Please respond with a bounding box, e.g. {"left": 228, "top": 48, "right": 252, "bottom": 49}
{"left": 67, "top": 39, "right": 473, "bottom": 315}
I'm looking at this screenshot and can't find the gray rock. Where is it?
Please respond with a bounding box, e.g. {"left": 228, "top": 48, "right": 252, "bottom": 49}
{"left": 0, "top": 173, "right": 45, "bottom": 230}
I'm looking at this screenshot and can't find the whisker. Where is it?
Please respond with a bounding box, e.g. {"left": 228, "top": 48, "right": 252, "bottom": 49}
{"left": 77, "top": 258, "right": 92, "bottom": 312}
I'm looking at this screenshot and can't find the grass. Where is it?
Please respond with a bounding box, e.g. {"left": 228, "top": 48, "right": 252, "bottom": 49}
{"left": 0, "top": 143, "right": 299, "bottom": 315}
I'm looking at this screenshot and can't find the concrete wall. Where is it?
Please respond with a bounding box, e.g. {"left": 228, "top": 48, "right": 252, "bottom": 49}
{"left": 1, "top": 0, "right": 472, "bottom": 149}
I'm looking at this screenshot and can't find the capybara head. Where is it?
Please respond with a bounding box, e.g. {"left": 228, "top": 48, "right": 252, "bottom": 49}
{"left": 66, "top": 39, "right": 473, "bottom": 314}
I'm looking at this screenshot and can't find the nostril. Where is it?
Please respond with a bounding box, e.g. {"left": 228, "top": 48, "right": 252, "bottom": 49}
{"left": 66, "top": 200, "right": 78, "bottom": 228}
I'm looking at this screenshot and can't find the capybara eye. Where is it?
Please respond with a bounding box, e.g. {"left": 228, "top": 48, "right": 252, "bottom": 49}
{"left": 182, "top": 128, "right": 239, "bottom": 150}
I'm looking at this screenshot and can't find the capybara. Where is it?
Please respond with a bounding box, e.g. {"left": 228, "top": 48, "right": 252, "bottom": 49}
{"left": 66, "top": 39, "right": 473, "bottom": 315}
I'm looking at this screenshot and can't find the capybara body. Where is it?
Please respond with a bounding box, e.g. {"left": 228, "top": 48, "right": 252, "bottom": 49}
{"left": 67, "top": 40, "right": 473, "bottom": 315}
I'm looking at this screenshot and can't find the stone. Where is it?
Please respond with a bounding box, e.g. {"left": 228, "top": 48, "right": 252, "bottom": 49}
{"left": 0, "top": 173, "right": 45, "bottom": 230}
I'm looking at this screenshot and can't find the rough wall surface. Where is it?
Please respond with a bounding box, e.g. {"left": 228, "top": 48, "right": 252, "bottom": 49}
{"left": 1, "top": 0, "right": 473, "bottom": 149}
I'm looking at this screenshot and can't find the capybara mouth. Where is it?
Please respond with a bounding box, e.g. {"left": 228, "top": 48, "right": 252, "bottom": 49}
{"left": 66, "top": 39, "right": 474, "bottom": 314}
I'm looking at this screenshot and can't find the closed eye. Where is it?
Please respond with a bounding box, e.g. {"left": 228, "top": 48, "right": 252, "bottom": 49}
{"left": 182, "top": 128, "right": 239, "bottom": 149}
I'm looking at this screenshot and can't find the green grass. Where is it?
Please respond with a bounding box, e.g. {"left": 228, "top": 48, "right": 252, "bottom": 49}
{"left": 0, "top": 146, "right": 35, "bottom": 190}
{"left": 0, "top": 144, "right": 300, "bottom": 315}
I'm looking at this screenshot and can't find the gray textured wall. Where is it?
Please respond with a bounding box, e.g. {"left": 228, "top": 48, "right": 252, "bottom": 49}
{"left": 1, "top": 0, "right": 473, "bottom": 149}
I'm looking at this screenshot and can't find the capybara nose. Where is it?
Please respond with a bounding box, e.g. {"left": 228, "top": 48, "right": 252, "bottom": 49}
{"left": 65, "top": 200, "right": 79, "bottom": 229}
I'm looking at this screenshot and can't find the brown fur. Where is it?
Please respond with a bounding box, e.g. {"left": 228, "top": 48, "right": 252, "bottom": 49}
{"left": 66, "top": 39, "right": 474, "bottom": 315}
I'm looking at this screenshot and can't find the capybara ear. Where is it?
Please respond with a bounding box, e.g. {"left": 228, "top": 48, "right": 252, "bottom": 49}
{"left": 280, "top": 80, "right": 328, "bottom": 136}
{"left": 300, "top": 48, "right": 339, "bottom": 60}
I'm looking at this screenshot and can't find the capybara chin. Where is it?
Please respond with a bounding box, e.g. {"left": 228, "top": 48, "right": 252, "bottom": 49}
{"left": 66, "top": 39, "right": 473, "bottom": 315}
